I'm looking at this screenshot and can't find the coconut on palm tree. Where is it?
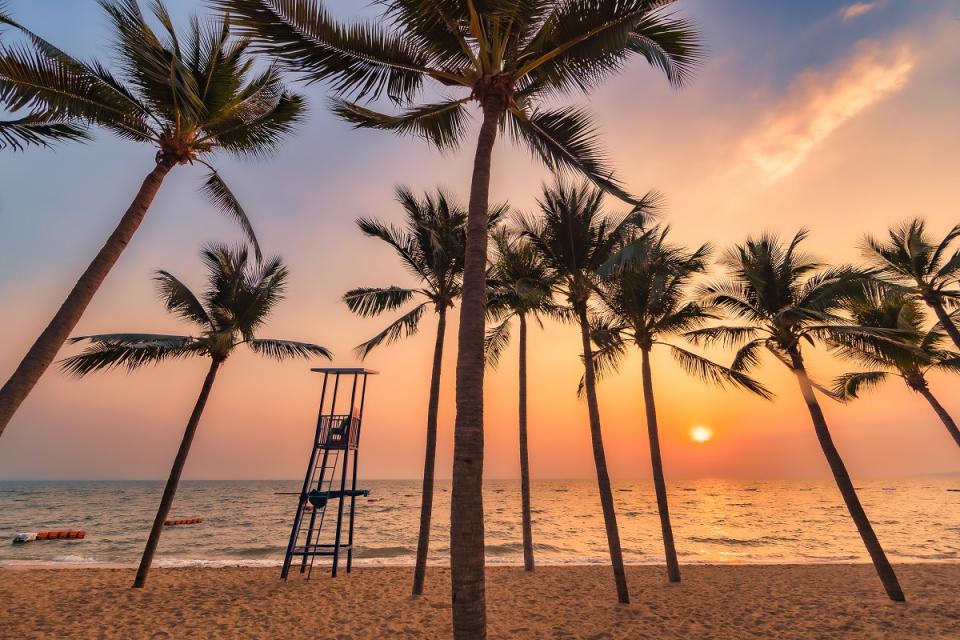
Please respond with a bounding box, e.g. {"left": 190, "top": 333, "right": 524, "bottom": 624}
{"left": 216, "top": 2, "right": 702, "bottom": 632}
{"left": 519, "top": 180, "right": 655, "bottom": 603}
{"left": 589, "top": 225, "right": 770, "bottom": 582}
{"left": 61, "top": 244, "right": 330, "bottom": 588}
{"left": 863, "top": 219, "right": 960, "bottom": 350}
{"left": 686, "top": 230, "right": 906, "bottom": 602}
{"left": 485, "top": 228, "right": 564, "bottom": 572}
{"left": 831, "top": 282, "right": 960, "bottom": 449}
{"left": 343, "top": 187, "right": 500, "bottom": 596}
{"left": 0, "top": 0, "right": 305, "bottom": 438}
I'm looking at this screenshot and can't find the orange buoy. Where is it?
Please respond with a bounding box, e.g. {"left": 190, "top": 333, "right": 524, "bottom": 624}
{"left": 164, "top": 518, "right": 203, "bottom": 526}
{"left": 29, "top": 530, "right": 86, "bottom": 541}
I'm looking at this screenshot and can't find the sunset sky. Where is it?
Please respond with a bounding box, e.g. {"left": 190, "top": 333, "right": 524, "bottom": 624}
{"left": 1, "top": 0, "right": 958, "bottom": 482}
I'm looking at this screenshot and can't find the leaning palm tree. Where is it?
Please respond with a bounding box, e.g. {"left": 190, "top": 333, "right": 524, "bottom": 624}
{"left": 686, "top": 230, "right": 906, "bottom": 601}
{"left": 343, "top": 187, "right": 500, "bottom": 597}
{"left": 0, "top": 0, "right": 305, "bottom": 438}
{"left": 590, "top": 226, "right": 770, "bottom": 583}
{"left": 519, "top": 180, "right": 653, "bottom": 603}
{"left": 832, "top": 282, "right": 960, "bottom": 448}
{"left": 863, "top": 219, "right": 960, "bottom": 350}
{"left": 216, "top": 2, "right": 702, "bottom": 633}
{"left": 61, "top": 244, "right": 330, "bottom": 588}
{"left": 484, "top": 228, "right": 564, "bottom": 572}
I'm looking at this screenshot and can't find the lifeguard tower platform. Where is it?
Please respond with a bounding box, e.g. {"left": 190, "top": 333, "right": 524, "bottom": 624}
{"left": 281, "top": 368, "right": 376, "bottom": 579}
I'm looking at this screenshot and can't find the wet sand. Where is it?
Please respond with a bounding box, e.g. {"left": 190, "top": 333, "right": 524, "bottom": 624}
{"left": 2, "top": 564, "right": 958, "bottom": 639}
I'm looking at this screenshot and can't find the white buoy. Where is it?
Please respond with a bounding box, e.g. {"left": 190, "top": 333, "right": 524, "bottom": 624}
{"left": 13, "top": 532, "right": 36, "bottom": 544}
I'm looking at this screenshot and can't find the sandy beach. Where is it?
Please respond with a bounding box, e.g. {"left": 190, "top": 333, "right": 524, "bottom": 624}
{"left": 2, "top": 564, "right": 958, "bottom": 639}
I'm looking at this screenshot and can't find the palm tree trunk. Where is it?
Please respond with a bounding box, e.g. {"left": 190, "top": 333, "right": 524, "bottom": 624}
{"left": 412, "top": 309, "right": 447, "bottom": 595}
{"left": 915, "top": 384, "right": 960, "bottom": 448}
{"left": 640, "top": 347, "right": 680, "bottom": 583}
{"left": 926, "top": 297, "right": 960, "bottom": 351}
{"left": 133, "top": 356, "right": 222, "bottom": 588}
{"left": 792, "top": 364, "right": 905, "bottom": 602}
{"left": 450, "top": 95, "right": 503, "bottom": 640}
{"left": 0, "top": 160, "right": 174, "bottom": 439}
{"left": 577, "top": 305, "right": 629, "bottom": 603}
{"left": 518, "top": 313, "right": 534, "bottom": 572}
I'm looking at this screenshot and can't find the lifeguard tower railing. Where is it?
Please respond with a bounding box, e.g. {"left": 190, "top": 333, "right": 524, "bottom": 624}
{"left": 281, "top": 368, "right": 377, "bottom": 579}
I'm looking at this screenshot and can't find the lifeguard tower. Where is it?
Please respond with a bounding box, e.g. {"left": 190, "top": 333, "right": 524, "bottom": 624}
{"left": 281, "top": 368, "right": 377, "bottom": 579}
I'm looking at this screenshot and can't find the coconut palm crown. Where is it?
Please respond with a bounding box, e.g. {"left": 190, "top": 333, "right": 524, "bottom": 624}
{"left": 485, "top": 228, "right": 565, "bottom": 365}
{"left": 863, "top": 219, "right": 960, "bottom": 350}
{"left": 831, "top": 282, "right": 960, "bottom": 448}
{"left": 345, "top": 187, "right": 484, "bottom": 357}
{"left": 63, "top": 244, "right": 331, "bottom": 374}
{"left": 686, "top": 229, "right": 906, "bottom": 602}
{"left": 0, "top": 0, "right": 304, "bottom": 239}
{"left": 217, "top": 0, "right": 701, "bottom": 205}
{"left": 590, "top": 225, "right": 770, "bottom": 398}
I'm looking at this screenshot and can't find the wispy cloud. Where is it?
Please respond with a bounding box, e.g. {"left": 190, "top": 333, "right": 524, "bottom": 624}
{"left": 744, "top": 41, "right": 915, "bottom": 183}
{"left": 840, "top": 2, "right": 878, "bottom": 21}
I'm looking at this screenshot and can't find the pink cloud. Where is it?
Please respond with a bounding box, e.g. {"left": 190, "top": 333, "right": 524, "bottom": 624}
{"left": 840, "top": 2, "right": 879, "bottom": 21}
{"left": 744, "top": 41, "right": 915, "bottom": 183}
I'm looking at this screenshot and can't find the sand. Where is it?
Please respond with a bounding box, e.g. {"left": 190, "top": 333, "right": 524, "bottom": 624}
{"left": 1, "top": 564, "right": 958, "bottom": 639}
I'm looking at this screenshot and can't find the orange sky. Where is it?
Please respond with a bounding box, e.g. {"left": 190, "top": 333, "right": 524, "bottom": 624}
{"left": 0, "top": 0, "right": 958, "bottom": 481}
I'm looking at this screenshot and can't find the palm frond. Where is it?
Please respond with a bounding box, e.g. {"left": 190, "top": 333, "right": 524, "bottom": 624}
{"left": 153, "top": 270, "right": 212, "bottom": 328}
{"left": 248, "top": 338, "right": 332, "bottom": 361}
{"left": 666, "top": 343, "right": 772, "bottom": 399}
{"left": 0, "top": 112, "right": 89, "bottom": 150}
{"left": 483, "top": 315, "right": 514, "bottom": 367}
{"left": 508, "top": 105, "right": 639, "bottom": 206}
{"left": 354, "top": 302, "right": 427, "bottom": 359}
{"left": 60, "top": 333, "right": 197, "bottom": 376}
{"left": 198, "top": 169, "right": 262, "bottom": 261}
{"left": 212, "top": 0, "right": 452, "bottom": 100}
{"left": 331, "top": 96, "right": 471, "bottom": 150}
{"left": 830, "top": 371, "right": 889, "bottom": 402}
{"left": 343, "top": 286, "right": 418, "bottom": 317}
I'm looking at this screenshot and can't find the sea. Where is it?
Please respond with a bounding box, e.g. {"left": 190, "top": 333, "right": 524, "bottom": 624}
{"left": 2, "top": 478, "right": 959, "bottom": 568}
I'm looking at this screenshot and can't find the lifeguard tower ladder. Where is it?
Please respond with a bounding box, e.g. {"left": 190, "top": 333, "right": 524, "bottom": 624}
{"left": 281, "top": 368, "right": 377, "bottom": 579}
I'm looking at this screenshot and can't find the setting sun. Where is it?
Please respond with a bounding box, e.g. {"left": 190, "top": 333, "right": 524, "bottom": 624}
{"left": 690, "top": 425, "right": 714, "bottom": 443}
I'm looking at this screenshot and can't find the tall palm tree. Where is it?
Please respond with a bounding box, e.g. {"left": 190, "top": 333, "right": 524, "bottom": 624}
{"left": 686, "top": 230, "right": 906, "bottom": 602}
{"left": 484, "top": 228, "right": 563, "bottom": 572}
{"left": 863, "top": 219, "right": 960, "bottom": 350}
{"left": 61, "top": 244, "right": 331, "bottom": 588}
{"left": 519, "top": 180, "right": 654, "bottom": 603}
{"left": 216, "top": 2, "right": 702, "bottom": 633}
{"left": 343, "top": 187, "right": 500, "bottom": 597}
{"left": 832, "top": 282, "right": 960, "bottom": 448}
{"left": 0, "top": 0, "right": 305, "bottom": 438}
{"left": 589, "top": 226, "right": 770, "bottom": 583}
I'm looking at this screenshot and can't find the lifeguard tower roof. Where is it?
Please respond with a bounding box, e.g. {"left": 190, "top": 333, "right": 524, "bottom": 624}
{"left": 310, "top": 367, "right": 379, "bottom": 375}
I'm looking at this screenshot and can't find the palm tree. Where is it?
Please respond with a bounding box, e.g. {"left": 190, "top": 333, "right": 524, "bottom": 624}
{"left": 61, "top": 244, "right": 331, "bottom": 588}
{"left": 831, "top": 282, "right": 960, "bottom": 448}
{"left": 686, "top": 230, "right": 906, "bottom": 602}
{"left": 863, "top": 219, "right": 960, "bottom": 350}
{"left": 519, "top": 180, "right": 654, "bottom": 603}
{"left": 343, "top": 187, "right": 500, "bottom": 596}
{"left": 216, "top": 2, "right": 702, "bottom": 633}
{"left": 484, "top": 228, "right": 563, "bottom": 572}
{"left": 589, "top": 226, "right": 770, "bottom": 583}
{"left": 0, "top": 0, "right": 305, "bottom": 438}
